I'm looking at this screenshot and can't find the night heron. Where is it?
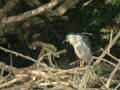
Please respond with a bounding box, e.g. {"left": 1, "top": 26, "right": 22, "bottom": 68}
{"left": 65, "top": 33, "right": 92, "bottom": 67}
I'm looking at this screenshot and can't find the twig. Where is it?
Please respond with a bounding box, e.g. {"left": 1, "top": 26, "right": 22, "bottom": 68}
{"left": 93, "top": 56, "right": 116, "bottom": 67}
{"left": 0, "top": 46, "right": 36, "bottom": 62}
{"left": 107, "top": 29, "right": 113, "bottom": 53}
{"left": 0, "top": 61, "right": 18, "bottom": 73}
{"left": 105, "top": 50, "right": 120, "bottom": 62}
{"left": 53, "top": 0, "right": 79, "bottom": 15}
{"left": 37, "top": 49, "right": 66, "bottom": 67}
{"left": 115, "top": 83, "right": 120, "bottom": 90}
{"left": 2, "top": 0, "right": 62, "bottom": 24}
{"left": 37, "top": 53, "right": 50, "bottom": 62}
{"left": 100, "top": 76, "right": 119, "bottom": 86}
{"left": 105, "top": 59, "right": 120, "bottom": 88}
{"left": 3, "top": 0, "right": 19, "bottom": 12}
{"left": 56, "top": 49, "right": 67, "bottom": 56}
{"left": 82, "top": 0, "right": 93, "bottom": 7}
{"left": 93, "top": 30, "right": 120, "bottom": 66}
{"left": 0, "top": 74, "right": 28, "bottom": 88}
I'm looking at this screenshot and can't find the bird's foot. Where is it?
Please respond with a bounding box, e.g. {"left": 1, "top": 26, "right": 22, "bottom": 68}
{"left": 80, "top": 60, "right": 85, "bottom": 68}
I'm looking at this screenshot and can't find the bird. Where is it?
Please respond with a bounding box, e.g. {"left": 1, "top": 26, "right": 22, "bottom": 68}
{"left": 64, "top": 33, "right": 92, "bottom": 67}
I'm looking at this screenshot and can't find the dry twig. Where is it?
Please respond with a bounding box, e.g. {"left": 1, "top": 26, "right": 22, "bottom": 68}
{"left": 105, "top": 58, "right": 120, "bottom": 88}
{"left": 93, "top": 30, "right": 120, "bottom": 66}
{"left": 0, "top": 74, "right": 29, "bottom": 88}
{"left": 1, "top": 0, "right": 62, "bottom": 24}
{"left": 0, "top": 46, "right": 36, "bottom": 62}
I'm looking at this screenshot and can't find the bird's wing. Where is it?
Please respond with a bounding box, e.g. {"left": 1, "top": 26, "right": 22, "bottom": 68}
{"left": 74, "top": 42, "right": 92, "bottom": 62}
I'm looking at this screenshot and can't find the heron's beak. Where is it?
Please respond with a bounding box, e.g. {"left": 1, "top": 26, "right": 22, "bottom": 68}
{"left": 62, "top": 39, "right": 68, "bottom": 44}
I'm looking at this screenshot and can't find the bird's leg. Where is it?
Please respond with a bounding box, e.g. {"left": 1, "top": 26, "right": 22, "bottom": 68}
{"left": 80, "top": 60, "right": 85, "bottom": 68}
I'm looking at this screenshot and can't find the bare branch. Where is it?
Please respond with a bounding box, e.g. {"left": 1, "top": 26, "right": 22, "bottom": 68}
{"left": 115, "top": 82, "right": 120, "bottom": 90}
{"left": 93, "top": 30, "right": 120, "bottom": 66}
{"left": 105, "top": 59, "right": 120, "bottom": 88}
{"left": 53, "top": 0, "right": 79, "bottom": 15}
{"left": 0, "top": 46, "right": 36, "bottom": 62}
{"left": 93, "top": 56, "right": 116, "bottom": 67}
{"left": 2, "top": 0, "right": 62, "bottom": 24}
{"left": 3, "top": 0, "right": 19, "bottom": 12}
{"left": 0, "top": 74, "right": 29, "bottom": 88}
{"left": 104, "top": 50, "right": 119, "bottom": 62}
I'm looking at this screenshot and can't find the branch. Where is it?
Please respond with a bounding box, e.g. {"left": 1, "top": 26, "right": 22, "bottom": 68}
{"left": 53, "top": 0, "right": 79, "bottom": 15}
{"left": 105, "top": 59, "right": 120, "bottom": 88}
{"left": 93, "top": 30, "right": 120, "bottom": 66}
{"left": 0, "top": 74, "right": 29, "bottom": 88}
{"left": 0, "top": 46, "right": 36, "bottom": 62}
{"left": 3, "top": 0, "right": 19, "bottom": 12}
{"left": 1, "top": 0, "right": 62, "bottom": 24}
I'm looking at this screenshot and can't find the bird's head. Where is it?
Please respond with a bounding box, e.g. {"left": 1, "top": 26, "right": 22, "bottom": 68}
{"left": 64, "top": 33, "right": 92, "bottom": 46}
{"left": 64, "top": 33, "right": 83, "bottom": 46}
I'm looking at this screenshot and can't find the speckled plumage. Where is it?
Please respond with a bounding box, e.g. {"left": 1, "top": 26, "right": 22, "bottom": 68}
{"left": 65, "top": 33, "right": 92, "bottom": 63}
